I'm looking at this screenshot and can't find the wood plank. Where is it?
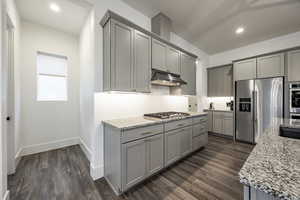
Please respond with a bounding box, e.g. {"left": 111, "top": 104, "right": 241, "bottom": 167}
{"left": 9, "top": 135, "right": 254, "bottom": 200}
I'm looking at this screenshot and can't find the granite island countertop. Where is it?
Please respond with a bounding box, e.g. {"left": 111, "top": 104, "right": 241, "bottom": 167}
{"left": 102, "top": 111, "right": 207, "bottom": 130}
{"left": 239, "top": 118, "right": 300, "bottom": 200}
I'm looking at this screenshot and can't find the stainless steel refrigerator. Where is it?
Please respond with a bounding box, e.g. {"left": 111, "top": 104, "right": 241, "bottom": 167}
{"left": 235, "top": 77, "right": 283, "bottom": 144}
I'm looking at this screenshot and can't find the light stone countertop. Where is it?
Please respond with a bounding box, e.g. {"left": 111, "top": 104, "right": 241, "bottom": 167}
{"left": 204, "top": 109, "right": 233, "bottom": 113}
{"left": 102, "top": 112, "right": 207, "bottom": 130}
{"left": 239, "top": 118, "right": 300, "bottom": 200}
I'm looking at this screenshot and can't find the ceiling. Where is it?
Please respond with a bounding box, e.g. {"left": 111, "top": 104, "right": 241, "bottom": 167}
{"left": 16, "top": 0, "right": 92, "bottom": 35}
{"left": 122, "top": 0, "right": 300, "bottom": 54}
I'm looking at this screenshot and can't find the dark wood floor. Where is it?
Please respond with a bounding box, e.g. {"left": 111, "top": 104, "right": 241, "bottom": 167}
{"left": 8, "top": 135, "right": 254, "bottom": 200}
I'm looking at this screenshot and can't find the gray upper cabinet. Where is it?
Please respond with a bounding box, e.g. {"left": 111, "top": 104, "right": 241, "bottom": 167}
{"left": 234, "top": 58, "right": 257, "bottom": 81}
{"left": 134, "top": 30, "right": 151, "bottom": 92}
{"left": 101, "top": 11, "right": 198, "bottom": 93}
{"left": 152, "top": 38, "right": 167, "bottom": 71}
{"left": 166, "top": 47, "right": 181, "bottom": 74}
{"left": 257, "top": 53, "right": 284, "bottom": 78}
{"left": 181, "top": 53, "right": 196, "bottom": 95}
{"left": 111, "top": 19, "right": 134, "bottom": 91}
{"left": 122, "top": 139, "right": 147, "bottom": 190}
{"left": 207, "top": 65, "right": 232, "bottom": 97}
{"left": 287, "top": 49, "right": 300, "bottom": 82}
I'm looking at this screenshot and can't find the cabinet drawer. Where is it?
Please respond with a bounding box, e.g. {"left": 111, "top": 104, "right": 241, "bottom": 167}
{"left": 193, "top": 116, "right": 207, "bottom": 124}
{"left": 165, "top": 118, "right": 193, "bottom": 132}
{"left": 122, "top": 124, "right": 164, "bottom": 143}
{"left": 192, "top": 133, "right": 208, "bottom": 151}
{"left": 193, "top": 123, "right": 207, "bottom": 137}
{"left": 223, "top": 112, "right": 233, "bottom": 119}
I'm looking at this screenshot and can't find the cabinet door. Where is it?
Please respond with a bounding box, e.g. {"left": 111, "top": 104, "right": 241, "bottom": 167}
{"left": 147, "top": 134, "right": 164, "bottom": 176}
{"left": 122, "top": 139, "right": 147, "bottom": 190}
{"left": 152, "top": 39, "right": 167, "bottom": 71}
{"left": 181, "top": 53, "right": 196, "bottom": 95}
{"left": 207, "top": 69, "right": 215, "bottom": 97}
{"left": 192, "top": 133, "right": 208, "bottom": 151}
{"left": 134, "top": 30, "right": 151, "bottom": 92}
{"left": 257, "top": 53, "right": 284, "bottom": 78}
{"left": 165, "top": 129, "right": 181, "bottom": 166}
{"left": 223, "top": 117, "right": 233, "bottom": 136}
{"left": 213, "top": 112, "right": 223, "bottom": 134}
{"left": 167, "top": 47, "right": 180, "bottom": 74}
{"left": 223, "top": 65, "right": 233, "bottom": 96}
{"left": 234, "top": 59, "right": 256, "bottom": 81}
{"left": 180, "top": 127, "right": 193, "bottom": 157}
{"left": 288, "top": 49, "right": 300, "bottom": 82}
{"left": 111, "top": 19, "right": 134, "bottom": 91}
{"left": 207, "top": 111, "right": 213, "bottom": 132}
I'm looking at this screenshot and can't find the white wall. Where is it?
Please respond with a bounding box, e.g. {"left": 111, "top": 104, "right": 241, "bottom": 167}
{"left": 209, "top": 31, "right": 300, "bottom": 67}
{"left": 79, "top": 9, "right": 95, "bottom": 160}
{"left": 19, "top": 21, "right": 80, "bottom": 156}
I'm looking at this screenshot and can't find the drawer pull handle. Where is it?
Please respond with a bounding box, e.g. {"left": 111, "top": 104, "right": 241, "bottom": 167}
{"left": 177, "top": 123, "right": 184, "bottom": 127}
{"left": 141, "top": 131, "right": 152, "bottom": 135}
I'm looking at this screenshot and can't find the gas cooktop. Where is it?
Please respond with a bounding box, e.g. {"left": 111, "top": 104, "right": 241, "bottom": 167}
{"left": 144, "top": 112, "right": 190, "bottom": 119}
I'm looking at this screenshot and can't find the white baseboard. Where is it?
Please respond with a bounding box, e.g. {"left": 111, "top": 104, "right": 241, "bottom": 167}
{"left": 90, "top": 164, "right": 104, "bottom": 180}
{"left": 19, "top": 137, "right": 80, "bottom": 157}
{"left": 79, "top": 138, "right": 92, "bottom": 161}
{"left": 3, "top": 190, "right": 9, "bottom": 200}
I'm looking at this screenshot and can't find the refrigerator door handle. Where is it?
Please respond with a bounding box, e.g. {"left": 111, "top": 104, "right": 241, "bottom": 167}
{"left": 253, "top": 90, "right": 258, "bottom": 143}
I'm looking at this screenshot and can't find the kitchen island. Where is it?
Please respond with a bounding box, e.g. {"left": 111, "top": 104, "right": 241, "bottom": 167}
{"left": 239, "top": 119, "right": 300, "bottom": 200}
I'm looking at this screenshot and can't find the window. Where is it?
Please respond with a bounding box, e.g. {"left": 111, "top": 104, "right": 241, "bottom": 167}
{"left": 37, "top": 52, "right": 68, "bottom": 101}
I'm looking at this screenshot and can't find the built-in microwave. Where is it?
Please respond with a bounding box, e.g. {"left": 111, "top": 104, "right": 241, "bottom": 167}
{"left": 290, "top": 83, "right": 300, "bottom": 113}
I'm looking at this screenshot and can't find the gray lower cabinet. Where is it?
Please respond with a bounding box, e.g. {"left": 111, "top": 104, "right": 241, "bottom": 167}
{"left": 287, "top": 49, "right": 300, "bottom": 82}
{"left": 244, "top": 186, "right": 280, "bottom": 200}
{"left": 104, "top": 115, "right": 207, "bottom": 195}
{"left": 257, "top": 53, "right": 284, "bottom": 78}
{"left": 167, "top": 47, "right": 181, "bottom": 74}
{"left": 165, "top": 129, "right": 181, "bottom": 166}
{"left": 179, "top": 127, "right": 193, "bottom": 156}
{"left": 122, "top": 139, "right": 147, "bottom": 190}
{"left": 234, "top": 58, "right": 257, "bottom": 81}
{"left": 213, "top": 112, "right": 224, "bottom": 134}
{"left": 152, "top": 38, "right": 167, "bottom": 71}
{"left": 147, "top": 134, "right": 164, "bottom": 175}
{"left": 208, "top": 111, "right": 234, "bottom": 137}
{"left": 181, "top": 53, "right": 196, "bottom": 95}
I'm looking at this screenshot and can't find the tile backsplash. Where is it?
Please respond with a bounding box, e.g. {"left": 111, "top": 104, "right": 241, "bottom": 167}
{"left": 206, "top": 97, "right": 234, "bottom": 110}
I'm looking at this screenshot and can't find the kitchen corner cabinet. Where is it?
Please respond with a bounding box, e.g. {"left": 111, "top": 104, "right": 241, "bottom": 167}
{"left": 287, "top": 49, "right": 300, "bottom": 82}
{"left": 152, "top": 38, "right": 167, "bottom": 71}
{"left": 207, "top": 65, "right": 233, "bottom": 97}
{"left": 257, "top": 53, "right": 284, "bottom": 78}
{"left": 207, "top": 110, "right": 234, "bottom": 137}
{"left": 181, "top": 53, "right": 196, "bottom": 95}
{"left": 234, "top": 58, "right": 256, "bottom": 81}
{"left": 103, "top": 19, "right": 151, "bottom": 92}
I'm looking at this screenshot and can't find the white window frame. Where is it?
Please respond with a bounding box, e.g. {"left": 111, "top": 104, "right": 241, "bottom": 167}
{"left": 36, "top": 51, "right": 68, "bottom": 101}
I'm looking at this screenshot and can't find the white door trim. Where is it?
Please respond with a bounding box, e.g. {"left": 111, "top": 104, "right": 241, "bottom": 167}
{"left": 5, "top": 14, "right": 15, "bottom": 175}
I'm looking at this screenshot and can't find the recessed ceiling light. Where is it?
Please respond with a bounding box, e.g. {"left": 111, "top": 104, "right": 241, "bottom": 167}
{"left": 50, "top": 3, "right": 61, "bottom": 13}
{"left": 235, "top": 27, "right": 245, "bottom": 35}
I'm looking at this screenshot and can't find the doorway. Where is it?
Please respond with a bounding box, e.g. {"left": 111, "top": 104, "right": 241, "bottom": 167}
{"left": 4, "top": 14, "right": 15, "bottom": 175}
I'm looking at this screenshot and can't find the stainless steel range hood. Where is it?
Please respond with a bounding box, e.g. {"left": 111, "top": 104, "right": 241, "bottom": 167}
{"left": 151, "top": 69, "right": 187, "bottom": 87}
